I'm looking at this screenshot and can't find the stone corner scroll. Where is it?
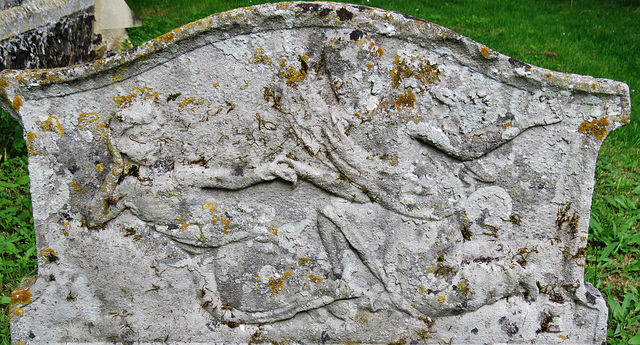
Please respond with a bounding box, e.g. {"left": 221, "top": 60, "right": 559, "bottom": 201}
{"left": 2, "top": 2, "right": 631, "bottom": 344}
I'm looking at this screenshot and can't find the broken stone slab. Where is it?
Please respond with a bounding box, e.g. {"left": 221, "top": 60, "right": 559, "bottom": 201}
{"left": 0, "top": 0, "right": 99, "bottom": 69}
{"left": 2, "top": 2, "right": 630, "bottom": 344}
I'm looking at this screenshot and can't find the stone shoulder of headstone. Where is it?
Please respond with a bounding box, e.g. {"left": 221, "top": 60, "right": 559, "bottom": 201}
{"left": 1, "top": 2, "right": 630, "bottom": 344}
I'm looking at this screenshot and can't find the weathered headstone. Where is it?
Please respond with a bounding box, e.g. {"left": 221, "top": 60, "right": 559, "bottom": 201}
{"left": 0, "top": 0, "right": 99, "bottom": 70}
{"left": 3, "top": 2, "right": 630, "bottom": 343}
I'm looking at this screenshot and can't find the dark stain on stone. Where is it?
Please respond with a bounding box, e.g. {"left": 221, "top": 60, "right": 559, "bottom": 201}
{"left": 232, "top": 167, "right": 244, "bottom": 177}
{"left": 69, "top": 162, "right": 79, "bottom": 174}
{"left": 585, "top": 290, "right": 597, "bottom": 304}
{"left": 336, "top": 7, "right": 353, "bottom": 21}
{"left": 499, "top": 317, "right": 520, "bottom": 336}
{"left": 296, "top": 3, "right": 321, "bottom": 13}
{"left": 471, "top": 327, "right": 478, "bottom": 334}
{"left": 473, "top": 256, "right": 500, "bottom": 264}
{"left": 352, "top": 5, "right": 370, "bottom": 12}
{"left": 318, "top": 8, "right": 332, "bottom": 17}
{"left": 349, "top": 29, "right": 365, "bottom": 41}
{"left": 321, "top": 330, "right": 331, "bottom": 343}
{"left": 508, "top": 57, "right": 531, "bottom": 70}
{"left": 454, "top": 301, "right": 469, "bottom": 314}
{"left": 398, "top": 12, "right": 429, "bottom": 23}
{"left": 152, "top": 159, "right": 174, "bottom": 174}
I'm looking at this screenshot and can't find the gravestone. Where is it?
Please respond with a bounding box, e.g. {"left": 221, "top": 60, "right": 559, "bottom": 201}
{"left": 0, "top": 0, "right": 99, "bottom": 70}
{"left": 2, "top": 2, "right": 630, "bottom": 344}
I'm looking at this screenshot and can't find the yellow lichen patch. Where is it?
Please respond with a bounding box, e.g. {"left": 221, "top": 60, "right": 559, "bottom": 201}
{"left": 395, "top": 88, "right": 416, "bottom": 109}
{"left": 391, "top": 55, "right": 440, "bottom": 88}
{"left": 78, "top": 112, "right": 98, "bottom": 128}
{"left": 620, "top": 116, "right": 630, "bottom": 125}
{"left": 26, "top": 131, "right": 40, "bottom": 155}
{"left": 480, "top": 46, "right": 490, "bottom": 58}
{"left": 202, "top": 202, "right": 215, "bottom": 212}
{"left": 178, "top": 222, "right": 191, "bottom": 232}
{"left": 391, "top": 56, "right": 414, "bottom": 88}
{"left": 268, "top": 271, "right": 292, "bottom": 296}
{"left": 367, "top": 42, "right": 384, "bottom": 57}
{"left": 38, "top": 116, "right": 64, "bottom": 138}
{"left": 308, "top": 274, "right": 323, "bottom": 284}
{"left": 268, "top": 227, "right": 278, "bottom": 235}
{"left": 250, "top": 48, "right": 273, "bottom": 66}
{"left": 8, "top": 292, "right": 29, "bottom": 320}
{"left": 71, "top": 180, "right": 84, "bottom": 192}
{"left": 420, "top": 285, "right": 429, "bottom": 293}
{"left": 426, "top": 266, "right": 434, "bottom": 273}
{"left": 578, "top": 117, "right": 610, "bottom": 140}
{"left": 159, "top": 32, "right": 175, "bottom": 43}
{"left": 413, "top": 58, "right": 442, "bottom": 87}
{"left": 10, "top": 288, "right": 31, "bottom": 306}
{"left": 503, "top": 122, "right": 512, "bottom": 130}
{"left": 0, "top": 78, "right": 9, "bottom": 88}
{"left": 12, "top": 96, "right": 22, "bottom": 110}
{"left": 95, "top": 164, "right": 104, "bottom": 173}
{"left": 202, "top": 202, "right": 233, "bottom": 234}
{"left": 298, "top": 257, "right": 310, "bottom": 265}
{"left": 178, "top": 96, "right": 206, "bottom": 109}
{"left": 112, "top": 74, "right": 123, "bottom": 84}
{"left": 39, "top": 248, "right": 58, "bottom": 264}
{"left": 437, "top": 295, "right": 446, "bottom": 303}
{"left": 113, "top": 87, "right": 159, "bottom": 109}
{"left": 456, "top": 282, "right": 471, "bottom": 297}
{"left": 279, "top": 55, "right": 309, "bottom": 89}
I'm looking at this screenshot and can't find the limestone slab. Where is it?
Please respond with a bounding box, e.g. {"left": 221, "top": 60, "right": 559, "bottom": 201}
{"left": 2, "top": 2, "right": 630, "bottom": 344}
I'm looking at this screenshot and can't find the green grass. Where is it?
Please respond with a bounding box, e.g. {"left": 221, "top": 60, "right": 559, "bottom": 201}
{"left": 0, "top": 155, "right": 35, "bottom": 343}
{"left": 1, "top": 0, "right": 639, "bottom": 343}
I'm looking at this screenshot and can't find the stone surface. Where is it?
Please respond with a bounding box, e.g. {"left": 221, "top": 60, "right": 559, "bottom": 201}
{"left": 0, "top": 0, "right": 99, "bottom": 70}
{"left": 2, "top": 2, "right": 630, "bottom": 344}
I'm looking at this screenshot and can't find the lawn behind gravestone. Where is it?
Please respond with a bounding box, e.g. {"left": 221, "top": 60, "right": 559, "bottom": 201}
{"left": 1, "top": 0, "right": 639, "bottom": 343}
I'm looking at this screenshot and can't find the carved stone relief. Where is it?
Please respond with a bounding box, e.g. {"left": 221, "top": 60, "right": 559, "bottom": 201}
{"left": 2, "top": 2, "right": 629, "bottom": 343}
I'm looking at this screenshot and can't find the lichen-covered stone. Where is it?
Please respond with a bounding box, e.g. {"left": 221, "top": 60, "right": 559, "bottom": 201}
{"left": 1, "top": 2, "right": 630, "bottom": 344}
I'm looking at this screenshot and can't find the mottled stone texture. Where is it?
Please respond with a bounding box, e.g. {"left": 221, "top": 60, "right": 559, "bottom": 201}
{"left": 0, "top": 0, "right": 99, "bottom": 69}
{"left": 1, "top": 2, "right": 630, "bottom": 344}
{"left": 0, "top": 0, "right": 28, "bottom": 11}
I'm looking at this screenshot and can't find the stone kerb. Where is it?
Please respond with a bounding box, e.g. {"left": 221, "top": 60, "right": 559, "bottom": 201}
{"left": 1, "top": 2, "right": 631, "bottom": 344}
